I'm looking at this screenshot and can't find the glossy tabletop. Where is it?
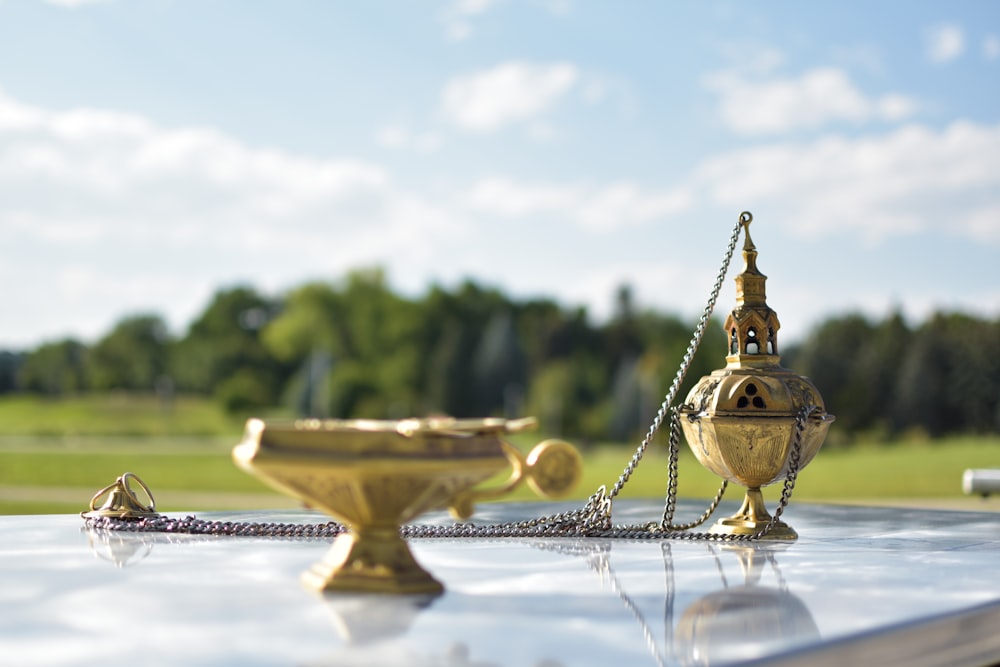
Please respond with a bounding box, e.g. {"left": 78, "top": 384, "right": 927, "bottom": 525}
{"left": 2, "top": 500, "right": 1000, "bottom": 666}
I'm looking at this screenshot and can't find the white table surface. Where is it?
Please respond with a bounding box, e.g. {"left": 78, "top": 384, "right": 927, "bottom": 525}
{"left": 2, "top": 499, "right": 1000, "bottom": 667}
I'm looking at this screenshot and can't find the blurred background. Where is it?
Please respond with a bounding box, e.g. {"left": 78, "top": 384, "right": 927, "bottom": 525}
{"left": 0, "top": 1, "right": 997, "bottom": 514}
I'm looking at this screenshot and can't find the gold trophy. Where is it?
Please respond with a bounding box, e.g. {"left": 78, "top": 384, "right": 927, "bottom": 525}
{"left": 233, "top": 416, "right": 581, "bottom": 594}
{"left": 679, "top": 213, "right": 834, "bottom": 539}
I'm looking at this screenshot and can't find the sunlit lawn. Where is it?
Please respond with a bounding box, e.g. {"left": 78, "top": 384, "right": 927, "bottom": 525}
{"left": 0, "top": 393, "right": 244, "bottom": 436}
{"left": 2, "top": 434, "right": 999, "bottom": 515}
{"left": 0, "top": 394, "right": 998, "bottom": 515}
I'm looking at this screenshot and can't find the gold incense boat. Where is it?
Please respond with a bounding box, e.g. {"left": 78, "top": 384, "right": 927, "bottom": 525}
{"left": 233, "top": 416, "right": 581, "bottom": 594}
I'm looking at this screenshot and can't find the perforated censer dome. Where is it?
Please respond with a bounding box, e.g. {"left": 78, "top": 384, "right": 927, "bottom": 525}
{"left": 679, "top": 212, "right": 835, "bottom": 540}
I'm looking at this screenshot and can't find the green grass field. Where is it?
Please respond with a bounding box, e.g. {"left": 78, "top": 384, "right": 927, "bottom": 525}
{"left": 0, "top": 393, "right": 244, "bottom": 436}
{"left": 1, "top": 394, "right": 998, "bottom": 515}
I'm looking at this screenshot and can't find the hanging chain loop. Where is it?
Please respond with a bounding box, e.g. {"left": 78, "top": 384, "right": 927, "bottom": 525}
{"left": 579, "top": 214, "right": 744, "bottom": 530}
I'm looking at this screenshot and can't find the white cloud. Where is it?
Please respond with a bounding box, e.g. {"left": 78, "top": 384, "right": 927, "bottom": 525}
{"left": 442, "top": 61, "right": 579, "bottom": 132}
{"left": 2, "top": 81, "right": 997, "bottom": 348}
{"left": 704, "top": 66, "right": 918, "bottom": 135}
{"left": 542, "top": 0, "right": 573, "bottom": 16}
{"left": 440, "top": 0, "right": 503, "bottom": 41}
{"left": 455, "top": 0, "right": 497, "bottom": 14}
{"left": 374, "top": 124, "right": 443, "bottom": 153}
{"left": 41, "top": 0, "right": 108, "bottom": 7}
{"left": 0, "top": 86, "right": 473, "bottom": 344}
{"left": 962, "top": 204, "right": 1000, "bottom": 243}
{"left": 0, "top": 87, "right": 387, "bottom": 214}
{"left": 692, "top": 120, "right": 1000, "bottom": 244}
{"left": 463, "top": 177, "right": 691, "bottom": 231}
{"left": 984, "top": 36, "right": 1000, "bottom": 61}
{"left": 743, "top": 47, "right": 786, "bottom": 76}
{"left": 465, "top": 178, "right": 577, "bottom": 217}
{"left": 580, "top": 78, "right": 607, "bottom": 104}
{"left": 439, "top": 0, "right": 571, "bottom": 41}
{"left": 576, "top": 183, "right": 691, "bottom": 231}
{"left": 375, "top": 124, "right": 409, "bottom": 149}
{"left": 462, "top": 119, "right": 1000, "bottom": 247}
{"left": 925, "top": 23, "right": 965, "bottom": 63}
{"left": 831, "top": 44, "right": 888, "bottom": 77}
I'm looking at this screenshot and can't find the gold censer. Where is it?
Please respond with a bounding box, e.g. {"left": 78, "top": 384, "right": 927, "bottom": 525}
{"left": 679, "top": 213, "right": 834, "bottom": 539}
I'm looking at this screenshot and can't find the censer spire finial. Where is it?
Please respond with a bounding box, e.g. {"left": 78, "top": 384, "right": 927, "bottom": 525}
{"left": 740, "top": 209, "right": 753, "bottom": 236}
{"left": 727, "top": 211, "right": 778, "bottom": 365}
{"left": 739, "top": 211, "right": 759, "bottom": 274}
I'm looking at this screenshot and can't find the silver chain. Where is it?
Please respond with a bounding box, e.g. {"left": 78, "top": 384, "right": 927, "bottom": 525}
{"left": 83, "top": 214, "right": 808, "bottom": 543}
{"left": 82, "top": 410, "right": 805, "bottom": 542}
{"left": 603, "top": 216, "right": 743, "bottom": 506}
{"left": 660, "top": 407, "right": 728, "bottom": 531}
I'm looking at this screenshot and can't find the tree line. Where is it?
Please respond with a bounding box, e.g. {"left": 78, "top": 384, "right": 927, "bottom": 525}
{"left": 2, "top": 269, "right": 997, "bottom": 443}
{"left": 785, "top": 311, "right": 1000, "bottom": 440}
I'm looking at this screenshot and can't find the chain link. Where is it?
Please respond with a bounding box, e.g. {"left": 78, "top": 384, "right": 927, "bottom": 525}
{"left": 82, "top": 214, "right": 810, "bottom": 543}
{"left": 659, "top": 406, "right": 728, "bottom": 531}
{"left": 84, "top": 514, "right": 344, "bottom": 539}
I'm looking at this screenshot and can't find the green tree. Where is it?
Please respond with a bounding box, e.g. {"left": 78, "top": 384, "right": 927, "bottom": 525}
{"left": 787, "top": 310, "right": 999, "bottom": 439}
{"left": 604, "top": 284, "right": 644, "bottom": 375}
{"left": 857, "top": 311, "right": 911, "bottom": 433}
{"left": 472, "top": 310, "right": 527, "bottom": 417}
{"left": 420, "top": 281, "right": 513, "bottom": 417}
{"left": 87, "top": 314, "right": 171, "bottom": 391}
{"left": 18, "top": 339, "right": 89, "bottom": 395}
{"left": 0, "top": 351, "right": 23, "bottom": 393}
{"left": 263, "top": 270, "right": 424, "bottom": 418}
{"left": 892, "top": 315, "right": 952, "bottom": 437}
{"left": 172, "top": 286, "right": 287, "bottom": 413}
{"left": 785, "top": 314, "right": 876, "bottom": 435}
{"left": 894, "top": 313, "right": 1000, "bottom": 436}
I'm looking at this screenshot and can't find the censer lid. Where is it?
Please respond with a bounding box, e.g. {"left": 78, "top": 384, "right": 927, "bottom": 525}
{"left": 724, "top": 212, "right": 782, "bottom": 370}
{"left": 685, "top": 212, "right": 830, "bottom": 418}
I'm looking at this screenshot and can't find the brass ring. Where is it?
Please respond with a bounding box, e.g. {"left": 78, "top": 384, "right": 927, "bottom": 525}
{"left": 120, "top": 472, "right": 156, "bottom": 512}
{"left": 88, "top": 481, "right": 119, "bottom": 512}
{"left": 87, "top": 472, "right": 157, "bottom": 513}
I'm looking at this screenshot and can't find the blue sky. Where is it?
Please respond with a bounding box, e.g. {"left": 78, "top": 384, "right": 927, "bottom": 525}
{"left": 0, "top": 0, "right": 998, "bottom": 348}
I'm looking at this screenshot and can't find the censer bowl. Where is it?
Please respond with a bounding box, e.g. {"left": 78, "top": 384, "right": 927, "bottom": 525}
{"left": 233, "top": 416, "right": 580, "bottom": 595}
{"left": 679, "top": 370, "right": 835, "bottom": 540}
{"left": 680, "top": 403, "right": 834, "bottom": 540}
{"left": 681, "top": 412, "right": 833, "bottom": 489}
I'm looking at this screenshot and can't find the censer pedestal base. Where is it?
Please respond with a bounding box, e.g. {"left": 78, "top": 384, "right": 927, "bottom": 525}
{"left": 302, "top": 528, "right": 444, "bottom": 596}
{"left": 710, "top": 488, "right": 798, "bottom": 541}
